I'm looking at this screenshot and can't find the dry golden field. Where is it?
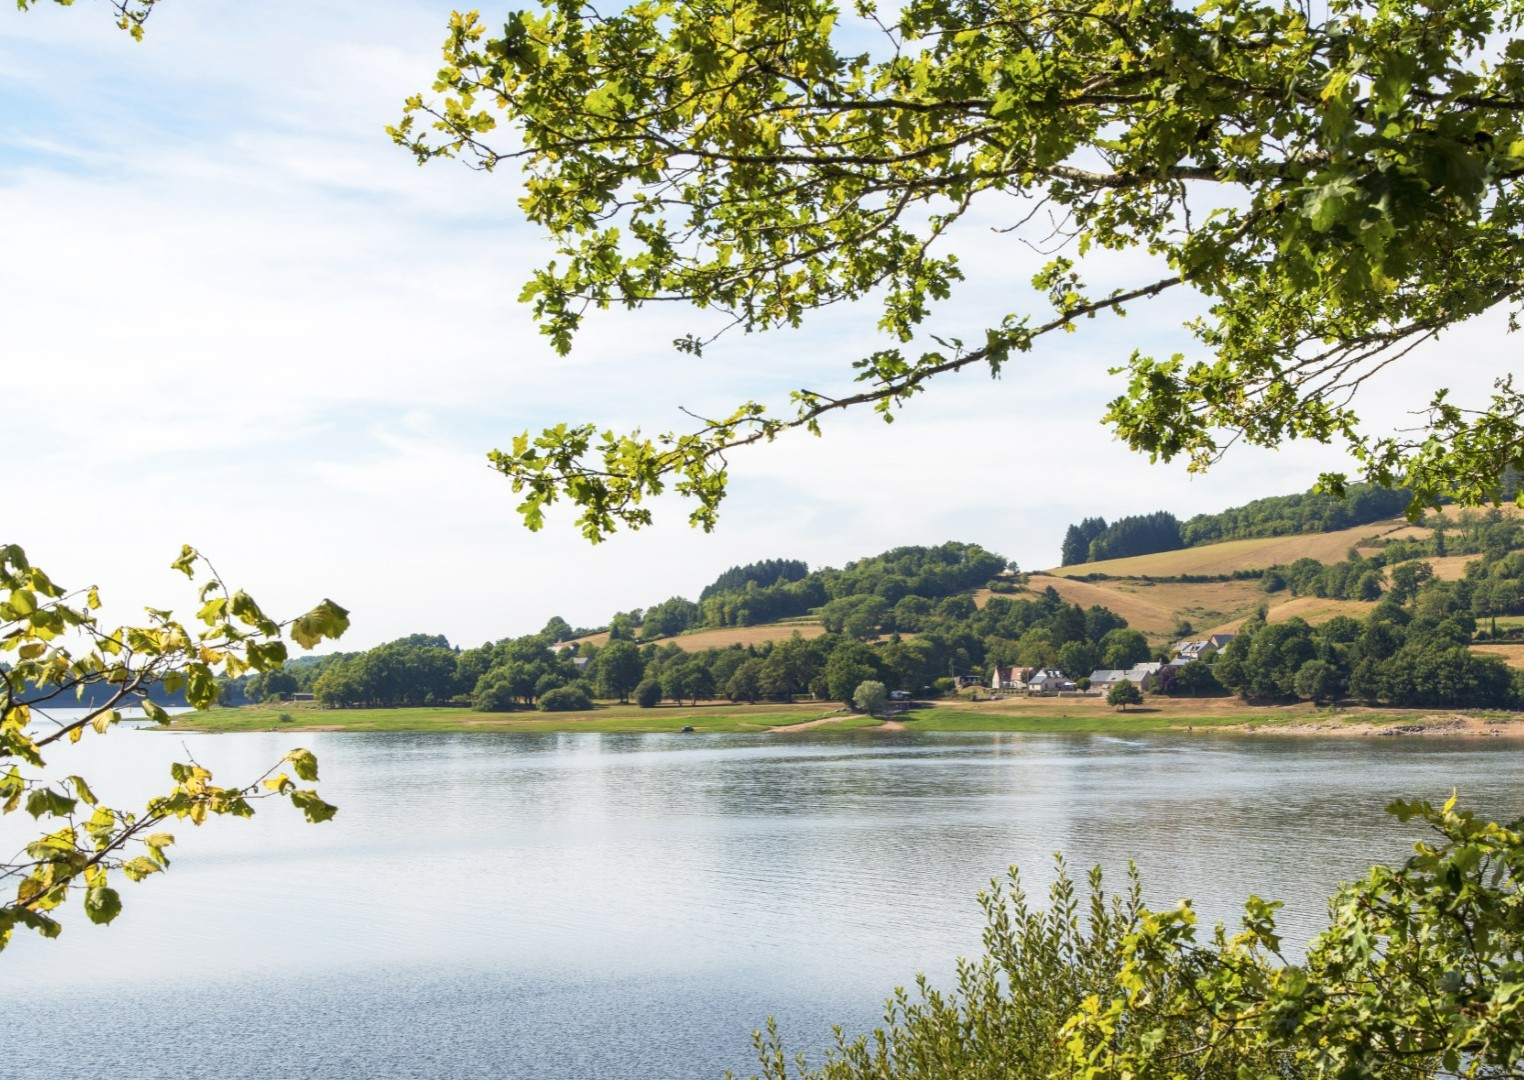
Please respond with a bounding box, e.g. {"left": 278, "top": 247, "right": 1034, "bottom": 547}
{"left": 985, "top": 576, "right": 1265, "bottom": 639}
{"left": 1202, "top": 595, "right": 1380, "bottom": 635}
{"left": 1472, "top": 643, "right": 1524, "bottom": 669}
{"left": 571, "top": 622, "right": 828, "bottom": 653}
{"left": 659, "top": 623, "right": 828, "bottom": 651}
{"left": 1417, "top": 555, "right": 1480, "bottom": 581}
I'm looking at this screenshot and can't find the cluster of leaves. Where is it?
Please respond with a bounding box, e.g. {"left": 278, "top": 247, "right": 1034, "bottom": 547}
{"left": 740, "top": 797, "right": 1524, "bottom": 1080}
{"left": 0, "top": 545, "right": 347, "bottom": 949}
{"left": 392, "top": 0, "right": 1524, "bottom": 538}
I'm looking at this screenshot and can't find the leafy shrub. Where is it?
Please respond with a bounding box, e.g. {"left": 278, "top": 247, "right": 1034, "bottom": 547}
{"left": 634, "top": 679, "right": 662, "bottom": 708}
{"left": 537, "top": 685, "right": 592, "bottom": 712}
{"left": 851, "top": 680, "right": 887, "bottom": 716}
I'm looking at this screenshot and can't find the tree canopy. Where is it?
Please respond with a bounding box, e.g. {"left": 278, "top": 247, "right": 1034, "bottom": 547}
{"left": 390, "top": 0, "right": 1524, "bottom": 539}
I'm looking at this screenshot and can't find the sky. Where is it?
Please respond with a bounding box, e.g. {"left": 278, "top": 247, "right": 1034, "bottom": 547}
{"left": 3, "top": 0, "right": 1516, "bottom": 651}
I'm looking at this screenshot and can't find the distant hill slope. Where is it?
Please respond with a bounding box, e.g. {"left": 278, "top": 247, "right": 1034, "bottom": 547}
{"left": 1046, "top": 516, "right": 1416, "bottom": 578}
{"left": 1013, "top": 513, "right": 1472, "bottom": 642}
{"left": 565, "top": 508, "right": 1491, "bottom": 655}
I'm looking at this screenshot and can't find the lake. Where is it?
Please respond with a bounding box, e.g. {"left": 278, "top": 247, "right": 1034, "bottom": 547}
{"left": 3, "top": 729, "right": 1522, "bottom": 1078}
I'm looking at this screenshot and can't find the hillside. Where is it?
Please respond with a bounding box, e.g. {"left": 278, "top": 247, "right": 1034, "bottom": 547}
{"left": 576, "top": 516, "right": 1449, "bottom": 653}
{"left": 561, "top": 510, "right": 1487, "bottom": 653}
{"left": 1046, "top": 517, "right": 1415, "bottom": 578}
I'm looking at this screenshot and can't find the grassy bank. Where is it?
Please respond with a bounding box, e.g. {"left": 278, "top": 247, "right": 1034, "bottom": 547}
{"left": 170, "top": 700, "right": 865, "bottom": 735}
{"left": 169, "top": 696, "right": 1524, "bottom": 736}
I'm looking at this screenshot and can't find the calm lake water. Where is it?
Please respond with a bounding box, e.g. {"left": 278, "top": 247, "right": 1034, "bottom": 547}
{"left": 3, "top": 729, "right": 1522, "bottom": 1078}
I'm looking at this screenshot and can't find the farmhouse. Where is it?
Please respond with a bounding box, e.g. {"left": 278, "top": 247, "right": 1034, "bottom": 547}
{"left": 1087, "top": 669, "right": 1130, "bottom": 691}
{"left": 1026, "top": 668, "right": 1077, "bottom": 692}
{"left": 1089, "top": 662, "right": 1165, "bottom": 692}
{"left": 1173, "top": 634, "right": 1235, "bottom": 662}
{"left": 988, "top": 665, "right": 1033, "bottom": 691}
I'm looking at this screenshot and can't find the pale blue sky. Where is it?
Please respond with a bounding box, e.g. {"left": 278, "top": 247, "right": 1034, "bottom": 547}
{"left": 4, "top": 0, "right": 1510, "bottom": 649}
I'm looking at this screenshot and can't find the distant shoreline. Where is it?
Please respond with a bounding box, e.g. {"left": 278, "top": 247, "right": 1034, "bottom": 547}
{"left": 165, "top": 698, "right": 1524, "bottom": 738}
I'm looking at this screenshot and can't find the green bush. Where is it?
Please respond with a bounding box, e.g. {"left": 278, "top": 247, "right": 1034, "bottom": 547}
{"left": 851, "top": 680, "right": 887, "bottom": 717}
{"left": 634, "top": 679, "right": 662, "bottom": 708}
{"left": 537, "top": 685, "right": 592, "bottom": 712}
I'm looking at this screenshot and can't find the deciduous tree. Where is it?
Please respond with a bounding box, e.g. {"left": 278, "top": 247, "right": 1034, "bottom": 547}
{"left": 390, "top": 0, "right": 1524, "bottom": 539}
{"left": 1106, "top": 679, "right": 1143, "bottom": 711}
{"left": 594, "top": 639, "right": 644, "bottom": 703}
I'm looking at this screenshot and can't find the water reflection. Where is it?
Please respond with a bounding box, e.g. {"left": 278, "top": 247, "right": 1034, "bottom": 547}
{"left": 2, "top": 730, "right": 1520, "bottom": 1079}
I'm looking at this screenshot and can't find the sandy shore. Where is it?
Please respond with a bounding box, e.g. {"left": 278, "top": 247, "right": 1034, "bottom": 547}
{"left": 1233, "top": 713, "right": 1524, "bottom": 737}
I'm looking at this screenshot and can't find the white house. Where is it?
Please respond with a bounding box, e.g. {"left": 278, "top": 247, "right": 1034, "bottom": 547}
{"left": 1026, "top": 668, "right": 1076, "bottom": 693}
{"left": 1173, "top": 634, "right": 1235, "bottom": 662}
{"left": 988, "top": 665, "right": 1033, "bottom": 690}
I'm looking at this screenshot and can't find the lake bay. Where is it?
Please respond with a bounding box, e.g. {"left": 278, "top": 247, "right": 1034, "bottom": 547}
{"left": 4, "top": 730, "right": 1521, "bottom": 1078}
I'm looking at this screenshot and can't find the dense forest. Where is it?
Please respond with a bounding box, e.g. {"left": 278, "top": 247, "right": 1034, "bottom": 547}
{"left": 1059, "top": 484, "right": 1413, "bottom": 565}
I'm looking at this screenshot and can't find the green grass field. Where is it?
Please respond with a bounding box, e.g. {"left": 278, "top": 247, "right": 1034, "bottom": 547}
{"left": 173, "top": 701, "right": 859, "bottom": 735}
{"left": 168, "top": 697, "right": 1518, "bottom": 737}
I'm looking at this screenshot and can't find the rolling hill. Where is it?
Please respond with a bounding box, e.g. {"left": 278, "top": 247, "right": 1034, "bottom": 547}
{"left": 571, "top": 510, "right": 1478, "bottom": 654}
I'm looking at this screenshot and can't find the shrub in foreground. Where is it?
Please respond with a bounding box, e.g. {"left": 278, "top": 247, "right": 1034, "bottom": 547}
{"left": 737, "top": 798, "right": 1524, "bottom": 1079}
{"left": 634, "top": 679, "right": 662, "bottom": 709}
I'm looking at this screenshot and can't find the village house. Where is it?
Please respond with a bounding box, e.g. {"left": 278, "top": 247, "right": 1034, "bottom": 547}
{"left": 1087, "top": 662, "right": 1165, "bottom": 693}
{"left": 1026, "top": 668, "right": 1077, "bottom": 693}
{"left": 988, "top": 665, "right": 1033, "bottom": 691}
{"left": 1173, "top": 633, "right": 1235, "bottom": 662}
{"left": 1086, "top": 669, "right": 1130, "bottom": 692}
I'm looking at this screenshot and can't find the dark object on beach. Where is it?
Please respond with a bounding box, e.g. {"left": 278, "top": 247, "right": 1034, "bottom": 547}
{"left": 680, "top": 725, "right": 696, "bottom": 733}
